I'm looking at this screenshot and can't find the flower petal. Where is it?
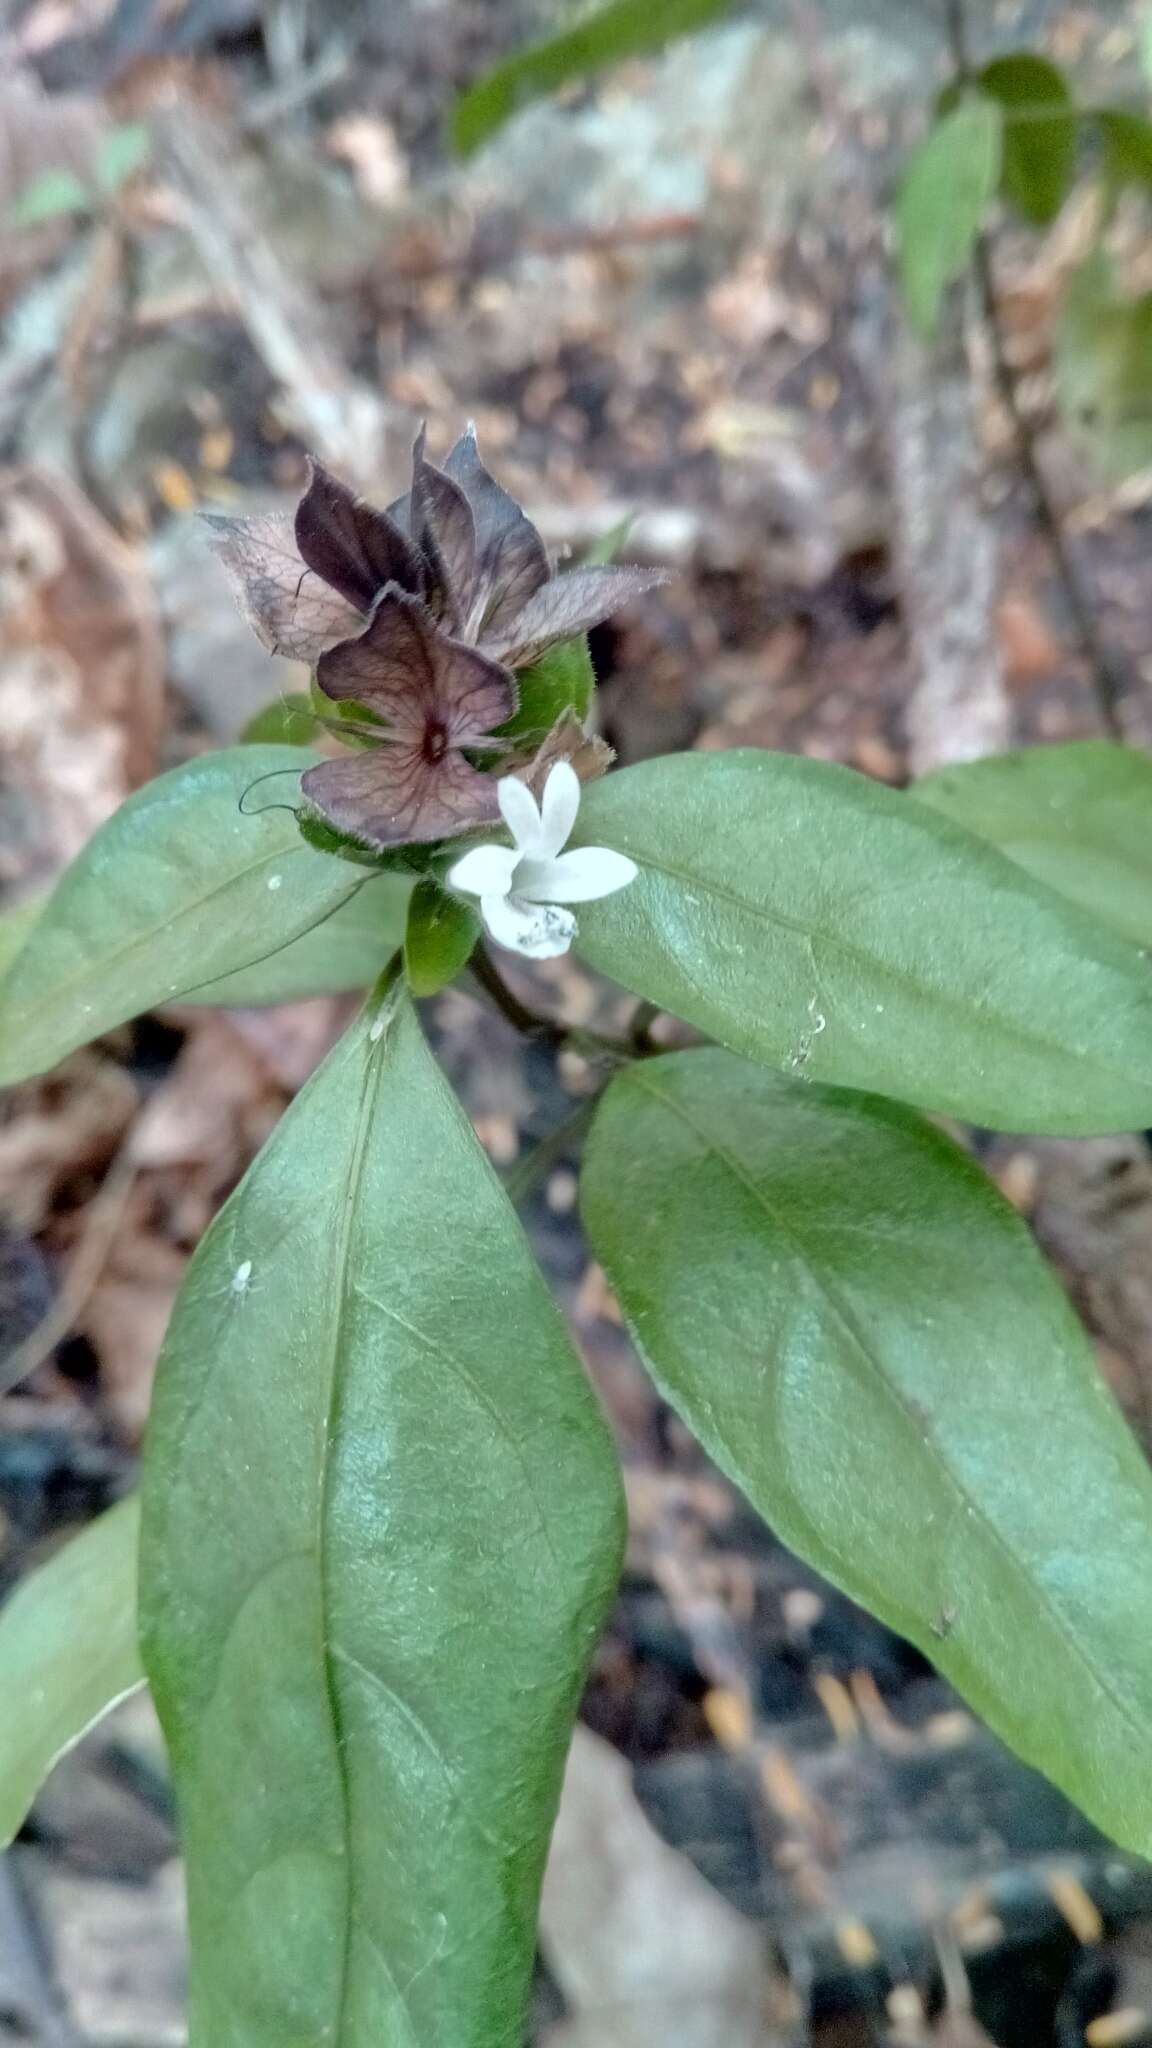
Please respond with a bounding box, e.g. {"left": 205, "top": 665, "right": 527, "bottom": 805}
{"left": 442, "top": 425, "right": 549, "bottom": 637}
{"left": 447, "top": 843, "right": 519, "bottom": 899}
{"left": 316, "top": 589, "right": 516, "bottom": 740}
{"left": 537, "top": 759, "right": 580, "bottom": 859}
{"left": 294, "top": 459, "right": 427, "bottom": 613}
{"left": 486, "top": 564, "right": 671, "bottom": 668}
{"left": 497, "top": 772, "right": 544, "bottom": 854}
{"left": 514, "top": 846, "right": 638, "bottom": 904}
{"left": 205, "top": 511, "right": 364, "bottom": 664}
{"left": 481, "top": 892, "right": 576, "bottom": 960}
{"left": 301, "top": 741, "right": 501, "bottom": 848}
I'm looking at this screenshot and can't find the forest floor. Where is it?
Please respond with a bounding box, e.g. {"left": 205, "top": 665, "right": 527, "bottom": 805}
{"left": 3, "top": 0, "right": 1152, "bottom": 2042}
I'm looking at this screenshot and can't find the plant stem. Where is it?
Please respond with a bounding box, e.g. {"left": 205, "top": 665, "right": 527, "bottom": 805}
{"left": 469, "top": 940, "right": 566, "bottom": 1045}
{"left": 973, "top": 237, "right": 1128, "bottom": 743}
{"left": 467, "top": 941, "right": 635, "bottom": 1062}
{"left": 503, "top": 1099, "right": 600, "bottom": 1207}
{"left": 943, "top": 0, "right": 1129, "bottom": 743}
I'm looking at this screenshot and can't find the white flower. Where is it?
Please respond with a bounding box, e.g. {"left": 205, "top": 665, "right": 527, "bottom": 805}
{"left": 447, "top": 760, "right": 637, "bottom": 960}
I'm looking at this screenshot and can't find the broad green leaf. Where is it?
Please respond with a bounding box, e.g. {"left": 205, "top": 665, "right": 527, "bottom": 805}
{"left": 1056, "top": 249, "right": 1152, "bottom": 479}
{"left": 979, "top": 54, "right": 1075, "bottom": 225}
{"left": 915, "top": 741, "right": 1152, "bottom": 949}
{"left": 583, "top": 1050, "right": 1152, "bottom": 1856}
{"left": 403, "top": 880, "right": 478, "bottom": 997}
{"left": 186, "top": 875, "right": 411, "bottom": 1006}
{"left": 0, "top": 1498, "right": 143, "bottom": 1848}
{"left": 0, "top": 897, "right": 41, "bottom": 980}
{"left": 1097, "top": 107, "right": 1152, "bottom": 192}
{"left": 499, "top": 635, "right": 596, "bottom": 742}
{"left": 95, "top": 120, "right": 151, "bottom": 192}
{"left": 241, "top": 693, "right": 318, "bottom": 745}
{"left": 452, "top": 0, "right": 737, "bottom": 155}
{"left": 0, "top": 748, "right": 364, "bottom": 1084}
{"left": 140, "top": 978, "right": 624, "bottom": 2048}
{"left": 897, "top": 96, "right": 1002, "bottom": 335}
{"left": 571, "top": 749, "right": 1152, "bottom": 1134}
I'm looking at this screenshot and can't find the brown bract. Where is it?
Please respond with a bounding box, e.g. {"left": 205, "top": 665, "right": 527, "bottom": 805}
{"left": 209, "top": 424, "right": 669, "bottom": 848}
{"left": 301, "top": 590, "right": 515, "bottom": 847}
{"left": 209, "top": 425, "right": 668, "bottom": 672}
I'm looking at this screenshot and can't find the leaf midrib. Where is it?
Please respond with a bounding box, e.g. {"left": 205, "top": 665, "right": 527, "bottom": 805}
{"left": 624, "top": 1063, "right": 1152, "bottom": 1753}
{"left": 316, "top": 1010, "right": 390, "bottom": 2044}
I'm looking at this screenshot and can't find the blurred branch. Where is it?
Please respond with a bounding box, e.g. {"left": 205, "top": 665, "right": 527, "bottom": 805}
{"left": 155, "top": 101, "right": 403, "bottom": 490}
{"left": 943, "top": 0, "right": 1129, "bottom": 742}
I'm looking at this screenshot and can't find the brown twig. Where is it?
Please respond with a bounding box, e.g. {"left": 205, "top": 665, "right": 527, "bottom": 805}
{"left": 973, "top": 238, "right": 1129, "bottom": 742}
{"left": 0, "top": 1140, "right": 139, "bottom": 1399}
{"left": 943, "top": 0, "right": 1129, "bottom": 742}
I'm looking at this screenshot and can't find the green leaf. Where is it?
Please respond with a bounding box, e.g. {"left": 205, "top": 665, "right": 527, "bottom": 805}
{"left": 915, "top": 741, "right": 1152, "bottom": 950}
{"left": 0, "top": 748, "right": 365, "bottom": 1084}
{"left": 0, "top": 896, "right": 41, "bottom": 981}
{"left": 140, "top": 978, "right": 624, "bottom": 2047}
{"left": 95, "top": 120, "right": 151, "bottom": 192}
{"left": 242, "top": 693, "right": 319, "bottom": 745}
{"left": 571, "top": 749, "right": 1152, "bottom": 1135}
{"left": 580, "top": 514, "right": 634, "bottom": 566}
{"left": 403, "top": 879, "right": 478, "bottom": 997}
{"left": 500, "top": 635, "right": 596, "bottom": 742}
{"left": 897, "top": 95, "right": 1003, "bottom": 335}
{"left": 452, "top": 0, "right": 737, "bottom": 156}
{"left": 186, "top": 876, "right": 412, "bottom": 1007}
{"left": 12, "top": 167, "right": 91, "bottom": 225}
{"left": 1056, "top": 249, "right": 1152, "bottom": 479}
{"left": 0, "top": 1499, "right": 143, "bottom": 1849}
{"left": 979, "top": 54, "right": 1075, "bottom": 225}
{"left": 1096, "top": 107, "right": 1152, "bottom": 192}
{"left": 583, "top": 1049, "right": 1152, "bottom": 1856}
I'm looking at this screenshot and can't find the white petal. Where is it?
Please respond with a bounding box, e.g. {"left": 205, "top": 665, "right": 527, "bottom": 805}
{"left": 497, "top": 774, "right": 544, "bottom": 854}
{"left": 447, "top": 843, "right": 518, "bottom": 899}
{"left": 514, "top": 847, "right": 638, "bottom": 905}
{"left": 537, "top": 760, "right": 581, "bottom": 859}
{"left": 481, "top": 892, "right": 576, "bottom": 960}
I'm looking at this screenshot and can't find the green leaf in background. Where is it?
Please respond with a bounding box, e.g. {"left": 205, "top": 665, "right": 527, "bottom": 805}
{"left": 185, "top": 875, "right": 411, "bottom": 1006}
{"left": 140, "top": 977, "right": 624, "bottom": 2048}
{"left": 0, "top": 748, "right": 365, "bottom": 1085}
{"left": 0, "top": 1499, "right": 143, "bottom": 1848}
{"left": 897, "top": 95, "right": 1002, "bottom": 335}
{"left": 451, "top": 0, "right": 737, "bottom": 156}
{"left": 241, "top": 692, "right": 319, "bottom": 745}
{"left": 94, "top": 120, "right": 151, "bottom": 192}
{"left": 571, "top": 750, "right": 1152, "bottom": 1134}
{"left": 1097, "top": 108, "right": 1152, "bottom": 192}
{"left": 979, "top": 53, "right": 1076, "bottom": 225}
{"left": 12, "top": 167, "right": 91, "bottom": 226}
{"left": 583, "top": 1049, "right": 1152, "bottom": 1857}
{"left": 499, "top": 635, "right": 596, "bottom": 742}
{"left": 580, "top": 514, "right": 635, "bottom": 566}
{"left": 914, "top": 741, "right": 1152, "bottom": 950}
{"left": 403, "top": 879, "right": 478, "bottom": 997}
{"left": 1056, "top": 249, "right": 1152, "bottom": 480}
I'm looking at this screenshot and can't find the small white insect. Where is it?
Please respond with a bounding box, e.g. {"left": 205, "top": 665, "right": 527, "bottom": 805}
{"left": 231, "top": 1259, "right": 254, "bottom": 1296}
{"left": 267, "top": 874, "right": 283, "bottom": 891}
